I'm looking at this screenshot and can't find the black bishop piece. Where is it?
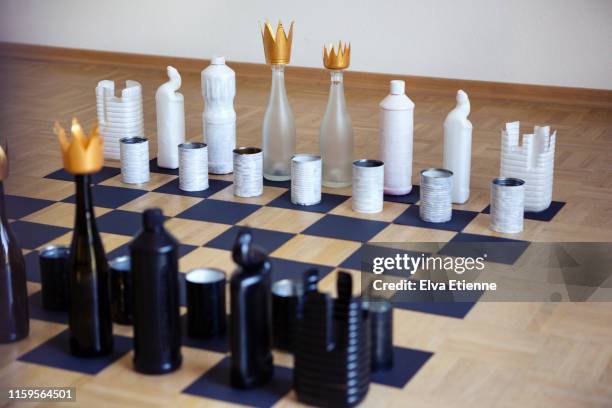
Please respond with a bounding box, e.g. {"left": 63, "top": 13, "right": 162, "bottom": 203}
{"left": 229, "top": 228, "right": 274, "bottom": 388}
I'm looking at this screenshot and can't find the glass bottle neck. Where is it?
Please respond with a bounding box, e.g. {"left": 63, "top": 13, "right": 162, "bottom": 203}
{"left": 329, "top": 70, "right": 344, "bottom": 84}
{"left": 75, "top": 175, "right": 95, "bottom": 216}
{"left": 270, "top": 64, "right": 287, "bottom": 94}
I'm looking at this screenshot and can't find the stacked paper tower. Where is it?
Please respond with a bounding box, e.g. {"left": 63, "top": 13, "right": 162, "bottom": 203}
{"left": 96, "top": 80, "right": 145, "bottom": 160}
{"left": 500, "top": 122, "right": 556, "bottom": 212}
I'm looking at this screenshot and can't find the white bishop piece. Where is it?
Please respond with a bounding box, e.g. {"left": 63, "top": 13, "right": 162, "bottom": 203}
{"left": 500, "top": 122, "right": 556, "bottom": 212}
{"left": 156, "top": 66, "right": 186, "bottom": 169}
{"left": 96, "top": 80, "right": 145, "bottom": 160}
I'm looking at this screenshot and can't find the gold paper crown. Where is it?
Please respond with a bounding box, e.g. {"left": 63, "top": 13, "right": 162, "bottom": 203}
{"left": 54, "top": 118, "right": 104, "bottom": 175}
{"left": 323, "top": 41, "right": 351, "bottom": 70}
{"left": 0, "top": 145, "right": 8, "bottom": 181}
{"left": 261, "top": 20, "right": 294, "bottom": 65}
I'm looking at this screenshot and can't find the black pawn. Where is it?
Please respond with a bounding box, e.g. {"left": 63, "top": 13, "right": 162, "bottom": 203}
{"left": 229, "top": 228, "right": 274, "bottom": 388}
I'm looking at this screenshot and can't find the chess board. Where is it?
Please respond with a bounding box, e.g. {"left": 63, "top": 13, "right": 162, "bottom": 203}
{"left": 2, "top": 158, "right": 566, "bottom": 407}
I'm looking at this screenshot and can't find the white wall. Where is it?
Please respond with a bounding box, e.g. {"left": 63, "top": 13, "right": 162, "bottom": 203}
{"left": 1, "top": 0, "right": 611, "bottom": 89}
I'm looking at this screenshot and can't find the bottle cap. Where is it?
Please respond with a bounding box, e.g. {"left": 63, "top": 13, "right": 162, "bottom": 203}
{"left": 211, "top": 55, "right": 225, "bottom": 65}
{"left": 390, "top": 80, "right": 405, "bottom": 95}
{"left": 143, "top": 208, "right": 164, "bottom": 230}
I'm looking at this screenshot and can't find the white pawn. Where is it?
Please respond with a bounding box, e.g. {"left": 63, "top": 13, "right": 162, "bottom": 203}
{"left": 156, "top": 66, "right": 185, "bottom": 169}
{"left": 443, "top": 90, "right": 472, "bottom": 204}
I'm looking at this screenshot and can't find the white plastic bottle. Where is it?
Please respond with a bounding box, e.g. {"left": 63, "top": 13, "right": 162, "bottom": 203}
{"left": 155, "top": 66, "right": 185, "bottom": 169}
{"left": 202, "top": 56, "right": 236, "bottom": 174}
{"left": 379, "top": 80, "right": 414, "bottom": 195}
{"left": 443, "top": 90, "right": 472, "bottom": 204}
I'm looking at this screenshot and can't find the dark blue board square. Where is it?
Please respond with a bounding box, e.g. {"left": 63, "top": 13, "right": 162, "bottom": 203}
{"left": 393, "top": 205, "right": 478, "bottom": 232}
{"left": 439, "top": 233, "right": 530, "bottom": 265}
{"left": 44, "top": 166, "right": 120, "bottom": 184}
{"left": 205, "top": 226, "right": 294, "bottom": 254}
{"left": 153, "top": 178, "right": 232, "bottom": 199}
{"left": 266, "top": 191, "right": 349, "bottom": 214}
{"left": 180, "top": 314, "right": 228, "bottom": 353}
{"left": 481, "top": 201, "right": 566, "bottom": 222}
{"left": 28, "top": 291, "right": 68, "bottom": 324}
{"left": 24, "top": 251, "right": 41, "bottom": 282}
{"left": 108, "top": 242, "right": 197, "bottom": 262}
{"left": 96, "top": 210, "right": 148, "bottom": 236}
{"left": 176, "top": 199, "right": 261, "bottom": 225}
{"left": 263, "top": 179, "right": 291, "bottom": 189}
{"left": 302, "top": 214, "right": 389, "bottom": 242}
{"left": 4, "top": 195, "right": 55, "bottom": 219}
{"left": 149, "top": 158, "right": 179, "bottom": 175}
{"left": 62, "top": 185, "right": 147, "bottom": 209}
{"left": 183, "top": 357, "right": 292, "bottom": 408}
{"left": 268, "top": 257, "right": 334, "bottom": 283}
{"left": 371, "top": 346, "right": 433, "bottom": 388}
{"left": 10, "top": 221, "right": 70, "bottom": 250}
{"left": 19, "top": 329, "right": 132, "bottom": 375}
{"left": 383, "top": 185, "right": 420, "bottom": 205}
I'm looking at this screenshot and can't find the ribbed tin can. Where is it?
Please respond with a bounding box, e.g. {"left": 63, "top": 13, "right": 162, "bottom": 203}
{"left": 419, "top": 168, "right": 453, "bottom": 223}
{"left": 179, "top": 142, "right": 208, "bottom": 192}
{"left": 490, "top": 177, "right": 525, "bottom": 233}
{"left": 233, "top": 147, "right": 263, "bottom": 197}
{"left": 120, "top": 137, "right": 150, "bottom": 184}
{"left": 352, "top": 159, "right": 384, "bottom": 213}
{"left": 291, "top": 154, "right": 322, "bottom": 206}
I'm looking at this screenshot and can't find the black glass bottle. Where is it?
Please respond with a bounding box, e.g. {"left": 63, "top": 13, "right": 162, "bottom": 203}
{"left": 130, "top": 208, "right": 182, "bottom": 374}
{"left": 230, "top": 228, "right": 274, "bottom": 388}
{"left": 68, "top": 174, "right": 113, "bottom": 356}
{"left": 0, "top": 181, "right": 29, "bottom": 343}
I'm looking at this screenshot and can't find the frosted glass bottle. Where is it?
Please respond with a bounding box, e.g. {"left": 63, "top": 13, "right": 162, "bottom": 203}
{"left": 443, "top": 90, "right": 472, "bottom": 204}
{"left": 202, "top": 56, "right": 236, "bottom": 174}
{"left": 379, "top": 80, "right": 414, "bottom": 195}
{"left": 262, "top": 64, "right": 295, "bottom": 181}
{"left": 320, "top": 70, "right": 353, "bottom": 187}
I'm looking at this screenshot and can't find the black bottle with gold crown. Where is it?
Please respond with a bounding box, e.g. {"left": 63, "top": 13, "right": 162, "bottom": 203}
{"left": 55, "top": 119, "right": 112, "bottom": 356}
{"left": 0, "top": 145, "right": 29, "bottom": 343}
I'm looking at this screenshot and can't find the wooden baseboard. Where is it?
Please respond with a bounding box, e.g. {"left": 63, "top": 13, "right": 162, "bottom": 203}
{"left": 1, "top": 41, "right": 610, "bottom": 108}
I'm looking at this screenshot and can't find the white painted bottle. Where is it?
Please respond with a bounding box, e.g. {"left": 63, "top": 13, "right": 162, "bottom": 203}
{"left": 443, "top": 90, "right": 472, "bottom": 204}
{"left": 379, "top": 80, "right": 414, "bottom": 195}
{"left": 155, "top": 66, "right": 185, "bottom": 169}
{"left": 202, "top": 56, "right": 236, "bottom": 174}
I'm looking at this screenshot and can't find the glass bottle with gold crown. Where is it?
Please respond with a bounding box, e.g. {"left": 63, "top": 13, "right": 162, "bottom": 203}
{"left": 260, "top": 20, "right": 296, "bottom": 181}
{"left": 55, "top": 119, "right": 113, "bottom": 356}
{"left": 320, "top": 42, "right": 353, "bottom": 187}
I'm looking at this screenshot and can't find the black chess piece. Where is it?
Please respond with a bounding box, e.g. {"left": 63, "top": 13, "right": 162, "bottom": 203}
{"left": 294, "top": 271, "right": 371, "bottom": 407}
{"left": 67, "top": 174, "right": 113, "bottom": 356}
{"left": 229, "top": 228, "right": 274, "bottom": 388}
{"left": 130, "top": 208, "right": 182, "bottom": 374}
{"left": 0, "top": 175, "right": 29, "bottom": 343}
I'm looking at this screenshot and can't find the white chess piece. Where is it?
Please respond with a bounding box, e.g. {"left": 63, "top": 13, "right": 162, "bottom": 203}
{"left": 443, "top": 90, "right": 473, "bottom": 204}
{"left": 202, "top": 56, "right": 236, "bottom": 174}
{"left": 156, "top": 66, "right": 185, "bottom": 169}
{"left": 379, "top": 80, "right": 414, "bottom": 195}
{"left": 96, "top": 80, "right": 144, "bottom": 160}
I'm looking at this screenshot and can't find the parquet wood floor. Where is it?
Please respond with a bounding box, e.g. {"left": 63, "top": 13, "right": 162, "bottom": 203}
{"left": 0, "top": 47, "right": 611, "bottom": 407}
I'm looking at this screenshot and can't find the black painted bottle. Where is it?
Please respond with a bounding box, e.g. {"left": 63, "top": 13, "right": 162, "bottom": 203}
{"left": 68, "top": 174, "right": 113, "bottom": 356}
{"left": 230, "top": 228, "right": 273, "bottom": 388}
{"left": 0, "top": 180, "right": 29, "bottom": 343}
{"left": 130, "top": 208, "right": 182, "bottom": 374}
